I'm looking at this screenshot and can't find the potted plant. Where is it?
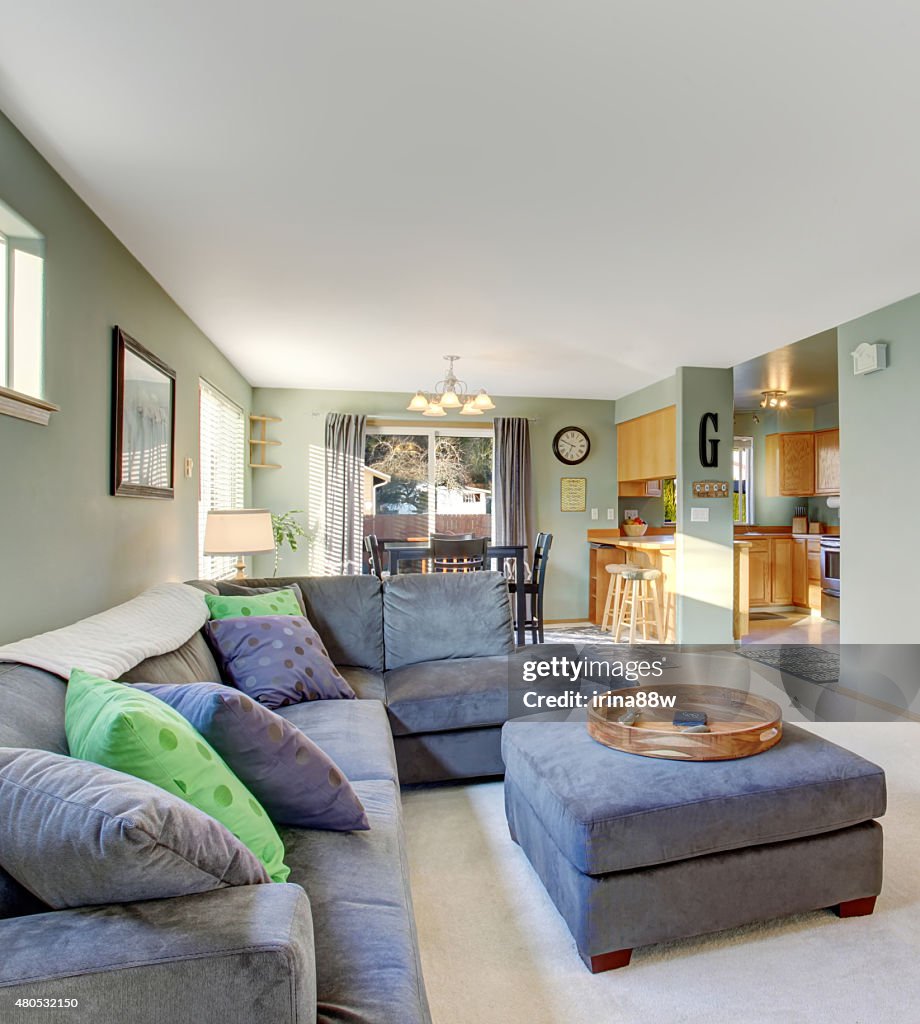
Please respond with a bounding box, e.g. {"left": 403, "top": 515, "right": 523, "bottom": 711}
{"left": 270, "top": 510, "right": 308, "bottom": 576}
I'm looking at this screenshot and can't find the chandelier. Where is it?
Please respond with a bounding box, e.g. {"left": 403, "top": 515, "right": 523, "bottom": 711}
{"left": 406, "top": 355, "right": 496, "bottom": 417}
{"left": 760, "top": 390, "right": 789, "bottom": 409}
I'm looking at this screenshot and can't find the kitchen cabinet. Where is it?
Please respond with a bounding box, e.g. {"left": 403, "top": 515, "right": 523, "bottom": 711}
{"left": 792, "top": 537, "right": 824, "bottom": 612}
{"left": 807, "top": 539, "right": 822, "bottom": 610}
{"left": 764, "top": 429, "right": 840, "bottom": 497}
{"left": 748, "top": 541, "right": 771, "bottom": 606}
{"left": 815, "top": 429, "right": 840, "bottom": 495}
{"left": 618, "top": 479, "right": 662, "bottom": 497}
{"left": 748, "top": 536, "right": 793, "bottom": 607}
{"left": 765, "top": 432, "right": 815, "bottom": 496}
{"left": 771, "top": 537, "right": 793, "bottom": 605}
{"left": 792, "top": 538, "right": 807, "bottom": 606}
{"left": 617, "top": 406, "right": 676, "bottom": 483}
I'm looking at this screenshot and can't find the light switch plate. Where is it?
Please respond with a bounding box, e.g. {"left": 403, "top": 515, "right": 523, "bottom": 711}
{"left": 607, "top": 508, "right": 616, "bottom": 520}
{"left": 590, "top": 508, "right": 598, "bottom": 520}
{"left": 691, "top": 507, "right": 709, "bottom": 522}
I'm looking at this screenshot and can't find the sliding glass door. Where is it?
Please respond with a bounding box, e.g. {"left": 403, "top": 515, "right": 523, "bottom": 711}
{"left": 363, "top": 426, "right": 493, "bottom": 544}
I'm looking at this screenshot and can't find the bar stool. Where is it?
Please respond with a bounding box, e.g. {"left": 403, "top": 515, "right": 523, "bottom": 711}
{"left": 601, "top": 563, "right": 638, "bottom": 633}
{"left": 612, "top": 567, "right": 665, "bottom": 644}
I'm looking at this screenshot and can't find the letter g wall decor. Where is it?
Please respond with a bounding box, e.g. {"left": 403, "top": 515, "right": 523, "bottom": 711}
{"left": 698, "top": 412, "right": 720, "bottom": 468}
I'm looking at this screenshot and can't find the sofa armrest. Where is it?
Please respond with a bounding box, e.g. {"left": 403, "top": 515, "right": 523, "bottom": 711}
{"left": 0, "top": 884, "right": 315, "bottom": 1024}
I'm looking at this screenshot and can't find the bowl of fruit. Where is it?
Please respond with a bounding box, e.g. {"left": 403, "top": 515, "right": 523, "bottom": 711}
{"left": 622, "top": 516, "right": 648, "bottom": 537}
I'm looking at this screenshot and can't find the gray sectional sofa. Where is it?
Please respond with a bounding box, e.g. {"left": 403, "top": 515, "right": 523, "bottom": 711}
{"left": 0, "top": 571, "right": 548, "bottom": 1024}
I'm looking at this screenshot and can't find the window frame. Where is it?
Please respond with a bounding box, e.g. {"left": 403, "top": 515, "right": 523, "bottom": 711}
{"left": 198, "top": 379, "right": 246, "bottom": 580}
{"left": 365, "top": 423, "right": 494, "bottom": 538}
{"left": 733, "top": 435, "right": 755, "bottom": 525}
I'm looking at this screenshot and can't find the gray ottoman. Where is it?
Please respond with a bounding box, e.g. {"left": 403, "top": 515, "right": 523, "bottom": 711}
{"left": 502, "top": 720, "right": 886, "bottom": 972}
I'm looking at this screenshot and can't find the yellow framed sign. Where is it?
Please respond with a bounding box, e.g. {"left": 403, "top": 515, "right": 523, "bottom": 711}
{"left": 560, "top": 477, "right": 587, "bottom": 512}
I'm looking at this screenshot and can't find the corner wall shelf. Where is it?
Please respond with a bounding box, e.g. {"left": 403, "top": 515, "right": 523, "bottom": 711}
{"left": 249, "top": 414, "right": 282, "bottom": 469}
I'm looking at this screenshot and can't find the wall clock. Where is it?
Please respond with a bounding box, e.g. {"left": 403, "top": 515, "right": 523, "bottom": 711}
{"left": 552, "top": 426, "right": 590, "bottom": 465}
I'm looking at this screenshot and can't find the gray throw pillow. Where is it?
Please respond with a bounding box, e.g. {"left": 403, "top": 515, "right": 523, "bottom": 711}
{"left": 218, "top": 581, "right": 308, "bottom": 616}
{"left": 0, "top": 748, "right": 270, "bottom": 909}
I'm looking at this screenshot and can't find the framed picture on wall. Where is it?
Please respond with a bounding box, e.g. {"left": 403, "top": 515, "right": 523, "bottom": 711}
{"left": 111, "top": 326, "right": 176, "bottom": 499}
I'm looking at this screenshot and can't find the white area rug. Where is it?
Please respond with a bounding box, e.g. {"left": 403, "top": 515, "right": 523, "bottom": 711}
{"left": 403, "top": 722, "right": 920, "bottom": 1024}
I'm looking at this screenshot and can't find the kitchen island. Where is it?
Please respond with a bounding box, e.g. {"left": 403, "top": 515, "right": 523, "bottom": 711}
{"left": 587, "top": 530, "right": 677, "bottom": 641}
{"left": 588, "top": 531, "right": 752, "bottom": 641}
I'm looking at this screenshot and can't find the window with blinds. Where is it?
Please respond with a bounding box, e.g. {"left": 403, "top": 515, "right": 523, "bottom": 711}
{"left": 198, "top": 380, "right": 245, "bottom": 579}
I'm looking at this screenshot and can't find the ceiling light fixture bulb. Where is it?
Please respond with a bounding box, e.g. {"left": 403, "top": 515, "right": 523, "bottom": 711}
{"left": 407, "top": 391, "right": 429, "bottom": 412}
{"left": 473, "top": 389, "right": 495, "bottom": 410}
{"left": 422, "top": 400, "right": 446, "bottom": 417}
{"left": 460, "top": 399, "right": 483, "bottom": 416}
{"left": 439, "top": 390, "right": 462, "bottom": 409}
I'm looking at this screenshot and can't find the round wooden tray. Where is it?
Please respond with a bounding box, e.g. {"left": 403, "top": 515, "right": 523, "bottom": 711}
{"left": 586, "top": 683, "right": 782, "bottom": 761}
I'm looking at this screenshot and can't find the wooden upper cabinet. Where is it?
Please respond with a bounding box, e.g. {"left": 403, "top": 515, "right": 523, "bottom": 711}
{"left": 617, "top": 406, "right": 676, "bottom": 482}
{"left": 815, "top": 428, "right": 840, "bottom": 495}
{"left": 765, "top": 431, "right": 816, "bottom": 496}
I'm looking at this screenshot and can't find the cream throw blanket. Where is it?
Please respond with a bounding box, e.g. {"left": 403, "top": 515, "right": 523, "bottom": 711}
{"left": 0, "top": 583, "right": 209, "bottom": 680}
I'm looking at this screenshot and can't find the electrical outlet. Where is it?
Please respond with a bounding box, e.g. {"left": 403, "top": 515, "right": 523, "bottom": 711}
{"left": 623, "top": 509, "right": 639, "bottom": 520}
{"left": 690, "top": 507, "right": 709, "bottom": 522}
{"left": 590, "top": 508, "right": 598, "bottom": 520}
{"left": 606, "top": 508, "right": 616, "bottom": 520}
{"left": 184, "top": 457, "right": 194, "bottom": 479}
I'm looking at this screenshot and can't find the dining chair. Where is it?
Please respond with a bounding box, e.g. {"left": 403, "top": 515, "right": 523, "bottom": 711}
{"left": 431, "top": 532, "right": 474, "bottom": 540}
{"left": 364, "top": 535, "right": 387, "bottom": 579}
{"left": 507, "top": 532, "right": 553, "bottom": 643}
{"left": 431, "top": 536, "right": 488, "bottom": 573}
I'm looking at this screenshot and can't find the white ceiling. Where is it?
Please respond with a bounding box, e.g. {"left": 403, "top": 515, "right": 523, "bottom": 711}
{"left": 2, "top": 2, "right": 920, "bottom": 400}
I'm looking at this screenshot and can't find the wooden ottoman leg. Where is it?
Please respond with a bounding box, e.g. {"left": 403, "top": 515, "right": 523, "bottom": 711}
{"left": 834, "top": 896, "right": 877, "bottom": 918}
{"left": 582, "top": 948, "right": 633, "bottom": 973}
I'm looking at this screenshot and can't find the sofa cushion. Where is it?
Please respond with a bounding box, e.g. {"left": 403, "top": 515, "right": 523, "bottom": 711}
{"left": 276, "top": 698, "right": 398, "bottom": 784}
{"left": 132, "top": 682, "right": 368, "bottom": 831}
{"left": 65, "top": 669, "right": 289, "bottom": 883}
{"left": 0, "top": 662, "right": 68, "bottom": 753}
{"left": 339, "top": 666, "right": 386, "bottom": 703}
{"left": 501, "top": 720, "right": 888, "bottom": 876}
{"left": 383, "top": 572, "right": 514, "bottom": 670}
{"left": 281, "top": 779, "right": 432, "bottom": 1024}
{"left": 118, "top": 630, "right": 221, "bottom": 685}
{"left": 384, "top": 656, "right": 513, "bottom": 736}
{"left": 233, "top": 576, "right": 386, "bottom": 672}
{"left": 207, "top": 615, "right": 356, "bottom": 707}
{"left": 0, "top": 748, "right": 269, "bottom": 909}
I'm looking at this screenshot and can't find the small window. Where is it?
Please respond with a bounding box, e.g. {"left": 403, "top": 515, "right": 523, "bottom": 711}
{"left": 662, "top": 478, "right": 677, "bottom": 524}
{"left": 198, "top": 380, "right": 246, "bottom": 579}
{"left": 0, "top": 199, "right": 45, "bottom": 400}
{"left": 733, "top": 437, "right": 754, "bottom": 524}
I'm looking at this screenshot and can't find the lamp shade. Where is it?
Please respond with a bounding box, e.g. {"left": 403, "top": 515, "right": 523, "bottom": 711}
{"left": 204, "top": 509, "right": 275, "bottom": 555}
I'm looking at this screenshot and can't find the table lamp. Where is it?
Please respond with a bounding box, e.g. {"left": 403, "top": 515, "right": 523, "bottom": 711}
{"left": 203, "top": 509, "right": 275, "bottom": 579}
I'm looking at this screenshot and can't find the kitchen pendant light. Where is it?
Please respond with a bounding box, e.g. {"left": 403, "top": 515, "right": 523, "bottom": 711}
{"left": 406, "top": 355, "right": 495, "bottom": 415}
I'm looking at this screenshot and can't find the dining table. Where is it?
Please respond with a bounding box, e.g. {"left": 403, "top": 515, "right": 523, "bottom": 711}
{"left": 382, "top": 540, "right": 529, "bottom": 646}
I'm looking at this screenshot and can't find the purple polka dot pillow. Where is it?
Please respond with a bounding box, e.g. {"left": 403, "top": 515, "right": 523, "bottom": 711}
{"left": 206, "top": 615, "right": 356, "bottom": 708}
{"left": 131, "top": 682, "right": 368, "bottom": 831}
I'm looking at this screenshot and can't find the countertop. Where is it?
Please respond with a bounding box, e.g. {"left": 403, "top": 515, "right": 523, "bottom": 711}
{"left": 590, "top": 534, "right": 751, "bottom": 550}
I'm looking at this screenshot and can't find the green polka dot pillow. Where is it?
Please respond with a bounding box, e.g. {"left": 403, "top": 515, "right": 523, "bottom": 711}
{"left": 64, "top": 668, "right": 289, "bottom": 882}
{"left": 205, "top": 588, "right": 302, "bottom": 621}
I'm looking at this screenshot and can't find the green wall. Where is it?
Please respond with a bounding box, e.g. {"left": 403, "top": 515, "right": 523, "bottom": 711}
{"left": 838, "top": 302, "right": 920, "bottom": 642}
{"left": 250, "top": 388, "right": 616, "bottom": 620}
{"left": 0, "top": 111, "right": 252, "bottom": 644}
{"left": 675, "top": 367, "right": 735, "bottom": 643}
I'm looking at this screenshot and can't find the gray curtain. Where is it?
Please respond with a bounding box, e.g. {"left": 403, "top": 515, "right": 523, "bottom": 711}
{"left": 493, "top": 417, "right": 534, "bottom": 566}
{"left": 324, "top": 413, "right": 367, "bottom": 575}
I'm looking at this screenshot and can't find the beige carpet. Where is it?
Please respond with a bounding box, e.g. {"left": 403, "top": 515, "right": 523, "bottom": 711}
{"left": 403, "top": 722, "right": 920, "bottom": 1024}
